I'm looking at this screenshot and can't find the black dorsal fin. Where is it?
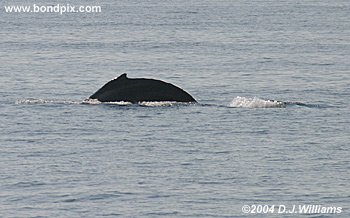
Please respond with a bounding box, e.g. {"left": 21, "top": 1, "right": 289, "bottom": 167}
{"left": 116, "top": 73, "right": 128, "bottom": 80}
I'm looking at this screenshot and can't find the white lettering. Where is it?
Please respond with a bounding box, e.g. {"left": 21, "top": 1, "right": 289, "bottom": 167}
{"left": 4, "top": 4, "right": 102, "bottom": 14}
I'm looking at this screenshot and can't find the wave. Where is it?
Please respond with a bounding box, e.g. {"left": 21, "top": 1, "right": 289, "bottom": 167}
{"left": 82, "top": 99, "right": 195, "bottom": 107}
{"left": 229, "top": 96, "right": 286, "bottom": 108}
{"left": 82, "top": 99, "right": 132, "bottom": 106}
{"left": 15, "top": 97, "right": 318, "bottom": 109}
{"left": 139, "top": 101, "right": 180, "bottom": 107}
{"left": 15, "top": 98, "right": 81, "bottom": 105}
{"left": 83, "top": 99, "right": 183, "bottom": 107}
{"left": 16, "top": 98, "right": 190, "bottom": 107}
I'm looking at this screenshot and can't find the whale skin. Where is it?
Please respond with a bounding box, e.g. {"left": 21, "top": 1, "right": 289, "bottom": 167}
{"left": 89, "top": 74, "right": 197, "bottom": 103}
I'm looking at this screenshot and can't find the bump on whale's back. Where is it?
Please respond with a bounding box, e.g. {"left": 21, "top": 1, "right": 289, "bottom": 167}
{"left": 89, "top": 74, "right": 196, "bottom": 103}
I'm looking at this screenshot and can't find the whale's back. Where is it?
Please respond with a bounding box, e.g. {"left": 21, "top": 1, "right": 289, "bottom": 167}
{"left": 89, "top": 74, "right": 196, "bottom": 103}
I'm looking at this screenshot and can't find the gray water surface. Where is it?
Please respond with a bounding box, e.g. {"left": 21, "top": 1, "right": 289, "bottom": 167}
{"left": 1, "top": 0, "right": 349, "bottom": 217}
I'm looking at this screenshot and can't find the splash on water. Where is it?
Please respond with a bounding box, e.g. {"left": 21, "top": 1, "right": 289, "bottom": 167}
{"left": 81, "top": 98, "right": 102, "bottom": 105}
{"left": 138, "top": 101, "right": 178, "bottom": 107}
{"left": 82, "top": 99, "right": 133, "bottom": 106}
{"left": 83, "top": 99, "right": 188, "bottom": 107}
{"left": 83, "top": 99, "right": 178, "bottom": 107}
{"left": 15, "top": 98, "right": 81, "bottom": 105}
{"left": 229, "top": 96, "right": 286, "bottom": 108}
{"left": 15, "top": 98, "right": 314, "bottom": 109}
{"left": 16, "top": 98, "right": 187, "bottom": 107}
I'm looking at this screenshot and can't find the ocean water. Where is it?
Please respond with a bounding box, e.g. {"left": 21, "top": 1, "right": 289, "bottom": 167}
{"left": 1, "top": 0, "right": 349, "bottom": 217}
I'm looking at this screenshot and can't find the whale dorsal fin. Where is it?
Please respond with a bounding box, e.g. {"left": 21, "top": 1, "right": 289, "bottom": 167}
{"left": 116, "top": 73, "right": 127, "bottom": 80}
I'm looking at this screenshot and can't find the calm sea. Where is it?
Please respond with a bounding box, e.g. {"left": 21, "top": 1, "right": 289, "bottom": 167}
{"left": 1, "top": 0, "right": 349, "bottom": 217}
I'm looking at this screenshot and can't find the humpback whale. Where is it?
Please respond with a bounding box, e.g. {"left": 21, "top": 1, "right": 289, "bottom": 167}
{"left": 88, "top": 74, "right": 197, "bottom": 103}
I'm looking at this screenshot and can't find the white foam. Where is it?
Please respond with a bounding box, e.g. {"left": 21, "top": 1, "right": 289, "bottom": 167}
{"left": 105, "top": 101, "right": 132, "bottom": 106}
{"left": 18, "top": 98, "right": 182, "bottom": 107}
{"left": 86, "top": 100, "right": 185, "bottom": 107}
{"left": 81, "top": 98, "right": 102, "bottom": 105}
{"left": 138, "top": 101, "right": 177, "bottom": 107}
{"left": 82, "top": 99, "right": 133, "bottom": 105}
{"left": 16, "top": 98, "right": 81, "bottom": 105}
{"left": 229, "top": 96, "right": 285, "bottom": 108}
